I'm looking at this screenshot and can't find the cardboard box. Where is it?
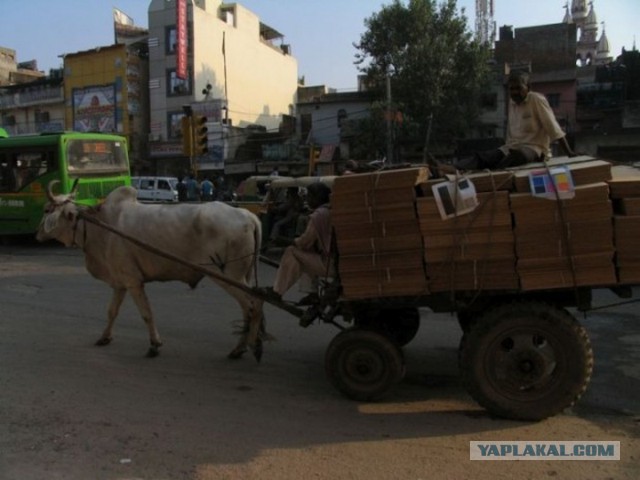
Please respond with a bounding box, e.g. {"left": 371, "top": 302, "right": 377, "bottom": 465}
{"left": 426, "top": 258, "right": 519, "bottom": 292}
{"left": 510, "top": 183, "right": 612, "bottom": 228}
{"left": 340, "top": 267, "right": 429, "bottom": 299}
{"left": 617, "top": 264, "right": 640, "bottom": 284}
{"left": 336, "top": 234, "right": 423, "bottom": 255}
{"left": 334, "top": 220, "right": 420, "bottom": 240}
{"left": 608, "top": 165, "right": 640, "bottom": 198}
{"left": 331, "top": 186, "right": 418, "bottom": 209}
{"left": 339, "top": 251, "right": 423, "bottom": 273}
{"left": 515, "top": 217, "right": 614, "bottom": 258}
{"left": 510, "top": 182, "right": 610, "bottom": 208}
{"left": 517, "top": 251, "right": 617, "bottom": 290}
{"left": 513, "top": 159, "right": 612, "bottom": 193}
{"left": 419, "top": 170, "right": 514, "bottom": 197}
{"left": 614, "top": 197, "right": 640, "bottom": 216}
{"left": 332, "top": 167, "right": 429, "bottom": 193}
{"left": 423, "top": 227, "right": 515, "bottom": 261}
{"left": 417, "top": 192, "right": 512, "bottom": 231}
{"left": 614, "top": 216, "right": 640, "bottom": 261}
{"left": 332, "top": 203, "right": 419, "bottom": 226}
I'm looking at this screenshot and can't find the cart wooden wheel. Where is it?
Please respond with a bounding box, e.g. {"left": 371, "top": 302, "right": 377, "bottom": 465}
{"left": 325, "top": 329, "right": 405, "bottom": 401}
{"left": 459, "top": 301, "right": 593, "bottom": 421}
{"left": 354, "top": 307, "right": 420, "bottom": 347}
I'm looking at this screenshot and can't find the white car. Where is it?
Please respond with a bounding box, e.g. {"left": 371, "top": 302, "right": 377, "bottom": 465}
{"left": 131, "top": 176, "right": 179, "bottom": 203}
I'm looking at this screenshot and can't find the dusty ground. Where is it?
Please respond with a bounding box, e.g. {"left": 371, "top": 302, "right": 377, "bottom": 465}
{"left": 0, "top": 244, "right": 638, "bottom": 479}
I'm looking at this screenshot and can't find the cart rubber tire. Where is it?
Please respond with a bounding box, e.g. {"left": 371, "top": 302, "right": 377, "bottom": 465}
{"left": 354, "top": 307, "right": 421, "bottom": 347}
{"left": 459, "top": 301, "right": 593, "bottom": 421}
{"left": 325, "top": 329, "right": 405, "bottom": 402}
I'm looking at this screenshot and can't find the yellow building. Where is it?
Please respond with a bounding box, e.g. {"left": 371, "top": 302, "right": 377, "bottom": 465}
{"left": 63, "top": 43, "right": 149, "bottom": 170}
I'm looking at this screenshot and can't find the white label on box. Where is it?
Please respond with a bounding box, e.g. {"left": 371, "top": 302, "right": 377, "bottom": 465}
{"left": 431, "top": 176, "right": 479, "bottom": 220}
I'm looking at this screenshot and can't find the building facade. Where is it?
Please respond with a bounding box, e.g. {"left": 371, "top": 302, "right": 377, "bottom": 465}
{"left": 62, "top": 43, "right": 149, "bottom": 171}
{"left": 0, "top": 47, "right": 63, "bottom": 136}
{"left": 147, "top": 0, "right": 298, "bottom": 176}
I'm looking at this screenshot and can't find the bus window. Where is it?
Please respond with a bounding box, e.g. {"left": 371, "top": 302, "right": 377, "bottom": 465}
{"left": 0, "top": 156, "right": 14, "bottom": 192}
{"left": 66, "top": 139, "right": 128, "bottom": 174}
{"left": 2, "top": 151, "right": 51, "bottom": 192}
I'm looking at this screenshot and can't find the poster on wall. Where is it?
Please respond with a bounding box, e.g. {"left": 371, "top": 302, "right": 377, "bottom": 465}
{"left": 72, "top": 85, "right": 116, "bottom": 133}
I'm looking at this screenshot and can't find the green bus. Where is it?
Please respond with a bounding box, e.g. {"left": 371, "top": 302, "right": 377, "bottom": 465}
{"left": 0, "top": 131, "right": 131, "bottom": 236}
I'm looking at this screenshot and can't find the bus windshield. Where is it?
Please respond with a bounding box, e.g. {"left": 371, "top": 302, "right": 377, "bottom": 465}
{"left": 66, "top": 139, "right": 129, "bottom": 175}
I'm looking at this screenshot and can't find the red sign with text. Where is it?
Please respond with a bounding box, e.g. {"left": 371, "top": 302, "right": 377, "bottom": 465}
{"left": 176, "top": 0, "right": 187, "bottom": 80}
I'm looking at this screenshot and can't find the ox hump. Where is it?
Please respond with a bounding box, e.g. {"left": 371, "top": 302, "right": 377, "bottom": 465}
{"left": 104, "top": 186, "right": 139, "bottom": 206}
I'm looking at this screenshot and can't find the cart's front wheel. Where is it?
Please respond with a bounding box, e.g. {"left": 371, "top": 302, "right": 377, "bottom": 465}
{"left": 459, "top": 302, "right": 593, "bottom": 421}
{"left": 325, "top": 329, "right": 405, "bottom": 401}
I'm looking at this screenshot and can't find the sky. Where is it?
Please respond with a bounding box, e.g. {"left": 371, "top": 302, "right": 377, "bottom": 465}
{"left": 1, "top": 0, "right": 637, "bottom": 91}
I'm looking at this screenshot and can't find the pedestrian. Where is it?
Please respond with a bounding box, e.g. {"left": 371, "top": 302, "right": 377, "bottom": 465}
{"left": 200, "top": 176, "right": 214, "bottom": 201}
{"left": 186, "top": 175, "right": 200, "bottom": 202}
{"left": 176, "top": 176, "right": 188, "bottom": 202}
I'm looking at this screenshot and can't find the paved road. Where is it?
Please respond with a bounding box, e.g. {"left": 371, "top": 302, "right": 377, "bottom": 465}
{"left": 1, "top": 242, "right": 638, "bottom": 479}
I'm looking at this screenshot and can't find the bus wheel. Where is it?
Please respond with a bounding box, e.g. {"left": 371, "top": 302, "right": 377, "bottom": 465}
{"left": 459, "top": 301, "right": 593, "bottom": 421}
{"left": 325, "top": 329, "right": 405, "bottom": 402}
{"left": 354, "top": 307, "right": 420, "bottom": 347}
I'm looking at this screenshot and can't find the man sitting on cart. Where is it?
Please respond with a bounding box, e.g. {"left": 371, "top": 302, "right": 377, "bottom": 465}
{"left": 431, "top": 70, "right": 578, "bottom": 175}
{"left": 261, "top": 182, "right": 334, "bottom": 305}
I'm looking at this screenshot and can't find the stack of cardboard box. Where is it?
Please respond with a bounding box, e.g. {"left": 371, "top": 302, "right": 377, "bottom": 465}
{"left": 609, "top": 165, "right": 640, "bottom": 284}
{"left": 416, "top": 190, "right": 519, "bottom": 292}
{"left": 511, "top": 182, "right": 617, "bottom": 290}
{"left": 328, "top": 158, "right": 640, "bottom": 300}
{"left": 332, "top": 168, "right": 430, "bottom": 299}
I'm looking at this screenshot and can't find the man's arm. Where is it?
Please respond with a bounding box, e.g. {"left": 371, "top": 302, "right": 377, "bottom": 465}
{"left": 558, "top": 136, "right": 577, "bottom": 158}
{"left": 532, "top": 93, "right": 577, "bottom": 158}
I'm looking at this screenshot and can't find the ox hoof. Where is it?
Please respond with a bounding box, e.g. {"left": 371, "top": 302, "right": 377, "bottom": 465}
{"left": 227, "top": 347, "right": 247, "bottom": 360}
{"left": 95, "top": 337, "right": 112, "bottom": 347}
{"left": 146, "top": 346, "right": 161, "bottom": 358}
{"left": 252, "top": 343, "right": 263, "bottom": 363}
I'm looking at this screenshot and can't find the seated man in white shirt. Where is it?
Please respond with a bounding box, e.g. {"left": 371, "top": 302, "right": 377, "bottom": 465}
{"left": 435, "top": 70, "right": 577, "bottom": 174}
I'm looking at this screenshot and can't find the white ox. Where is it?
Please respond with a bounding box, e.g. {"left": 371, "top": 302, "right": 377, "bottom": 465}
{"left": 37, "top": 182, "right": 267, "bottom": 360}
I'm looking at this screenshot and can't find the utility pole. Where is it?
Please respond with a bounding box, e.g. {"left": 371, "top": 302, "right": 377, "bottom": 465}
{"left": 182, "top": 104, "right": 196, "bottom": 177}
{"left": 386, "top": 70, "right": 393, "bottom": 164}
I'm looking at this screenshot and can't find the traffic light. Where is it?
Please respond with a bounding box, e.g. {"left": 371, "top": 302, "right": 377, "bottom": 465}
{"left": 181, "top": 116, "right": 193, "bottom": 156}
{"left": 193, "top": 115, "right": 208, "bottom": 156}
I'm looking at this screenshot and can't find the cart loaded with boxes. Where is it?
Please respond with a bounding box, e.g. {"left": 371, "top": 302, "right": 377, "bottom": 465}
{"left": 302, "top": 156, "right": 640, "bottom": 420}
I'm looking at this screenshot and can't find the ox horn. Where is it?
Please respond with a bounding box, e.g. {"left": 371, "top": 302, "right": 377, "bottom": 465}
{"left": 46, "top": 180, "right": 61, "bottom": 201}
{"left": 70, "top": 178, "right": 80, "bottom": 197}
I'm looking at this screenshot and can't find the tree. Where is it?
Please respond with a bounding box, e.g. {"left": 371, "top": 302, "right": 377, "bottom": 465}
{"left": 354, "top": 0, "right": 491, "bottom": 158}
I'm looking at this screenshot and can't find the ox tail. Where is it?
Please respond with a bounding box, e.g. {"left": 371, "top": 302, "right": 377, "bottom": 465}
{"left": 249, "top": 212, "right": 262, "bottom": 287}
